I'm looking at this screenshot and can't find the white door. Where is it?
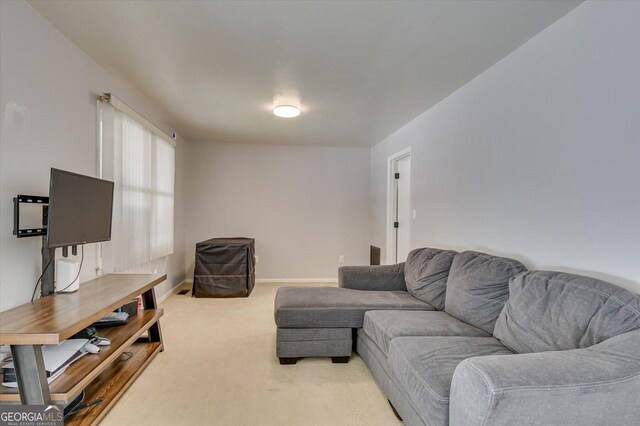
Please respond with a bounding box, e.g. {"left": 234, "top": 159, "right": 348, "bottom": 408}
{"left": 394, "top": 156, "right": 411, "bottom": 263}
{"left": 386, "top": 148, "right": 412, "bottom": 264}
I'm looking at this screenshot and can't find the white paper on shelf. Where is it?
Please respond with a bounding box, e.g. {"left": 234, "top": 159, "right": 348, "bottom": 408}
{"left": 1, "top": 339, "right": 89, "bottom": 387}
{"left": 2, "top": 366, "right": 68, "bottom": 388}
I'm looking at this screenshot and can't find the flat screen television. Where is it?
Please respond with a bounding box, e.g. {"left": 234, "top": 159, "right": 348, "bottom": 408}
{"left": 46, "top": 168, "right": 114, "bottom": 249}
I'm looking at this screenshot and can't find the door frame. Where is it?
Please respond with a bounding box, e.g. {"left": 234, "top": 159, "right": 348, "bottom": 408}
{"left": 385, "top": 146, "right": 411, "bottom": 265}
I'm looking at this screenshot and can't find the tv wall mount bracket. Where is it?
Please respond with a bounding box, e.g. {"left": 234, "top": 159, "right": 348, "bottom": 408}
{"left": 13, "top": 194, "right": 58, "bottom": 296}
{"left": 13, "top": 194, "right": 49, "bottom": 238}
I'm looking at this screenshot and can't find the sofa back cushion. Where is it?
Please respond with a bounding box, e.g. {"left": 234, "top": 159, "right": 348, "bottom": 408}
{"left": 445, "top": 251, "right": 526, "bottom": 334}
{"left": 404, "top": 248, "right": 457, "bottom": 310}
{"left": 494, "top": 271, "right": 640, "bottom": 353}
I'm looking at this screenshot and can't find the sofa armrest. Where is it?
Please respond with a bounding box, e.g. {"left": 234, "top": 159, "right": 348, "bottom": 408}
{"left": 338, "top": 263, "right": 406, "bottom": 291}
{"left": 450, "top": 330, "right": 640, "bottom": 426}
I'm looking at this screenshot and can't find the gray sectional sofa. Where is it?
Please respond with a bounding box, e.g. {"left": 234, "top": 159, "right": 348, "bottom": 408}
{"left": 274, "top": 248, "right": 640, "bottom": 425}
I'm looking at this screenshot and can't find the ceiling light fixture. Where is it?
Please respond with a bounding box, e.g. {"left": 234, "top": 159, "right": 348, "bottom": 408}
{"left": 273, "top": 105, "right": 300, "bottom": 118}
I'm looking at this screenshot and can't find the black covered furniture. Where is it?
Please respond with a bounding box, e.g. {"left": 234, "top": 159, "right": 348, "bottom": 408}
{"left": 192, "top": 237, "right": 255, "bottom": 298}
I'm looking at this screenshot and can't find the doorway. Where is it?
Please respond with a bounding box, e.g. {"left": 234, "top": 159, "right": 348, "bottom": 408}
{"left": 386, "top": 148, "right": 411, "bottom": 264}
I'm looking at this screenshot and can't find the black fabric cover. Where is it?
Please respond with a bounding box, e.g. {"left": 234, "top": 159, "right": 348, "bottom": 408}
{"left": 192, "top": 237, "right": 255, "bottom": 298}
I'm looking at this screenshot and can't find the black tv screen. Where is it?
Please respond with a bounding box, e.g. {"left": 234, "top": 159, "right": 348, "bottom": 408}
{"left": 47, "top": 169, "right": 114, "bottom": 249}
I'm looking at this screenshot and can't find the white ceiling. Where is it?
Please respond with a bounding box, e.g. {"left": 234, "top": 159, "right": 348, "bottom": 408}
{"left": 29, "top": 0, "right": 582, "bottom": 147}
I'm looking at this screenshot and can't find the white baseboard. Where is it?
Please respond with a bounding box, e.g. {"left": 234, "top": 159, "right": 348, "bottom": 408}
{"left": 256, "top": 278, "right": 338, "bottom": 283}
{"left": 184, "top": 278, "right": 337, "bottom": 284}
{"left": 158, "top": 279, "right": 189, "bottom": 303}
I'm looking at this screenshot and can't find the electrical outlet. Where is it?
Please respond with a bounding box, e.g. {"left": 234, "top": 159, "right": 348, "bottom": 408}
{"left": 412, "top": 209, "right": 416, "bottom": 219}
{"left": 255, "top": 255, "right": 259, "bottom": 264}
{"left": 339, "top": 255, "right": 345, "bottom": 263}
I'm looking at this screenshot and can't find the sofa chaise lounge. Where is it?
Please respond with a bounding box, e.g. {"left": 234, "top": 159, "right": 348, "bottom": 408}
{"left": 274, "top": 248, "right": 640, "bottom": 425}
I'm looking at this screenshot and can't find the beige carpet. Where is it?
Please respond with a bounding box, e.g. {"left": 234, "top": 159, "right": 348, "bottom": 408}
{"left": 101, "top": 282, "right": 403, "bottom": 426}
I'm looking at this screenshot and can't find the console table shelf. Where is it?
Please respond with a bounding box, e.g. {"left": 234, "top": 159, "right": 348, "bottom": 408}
{"left": 0, "top": 274, "right": 166, "bottom": 345}
{"left": 64, "top": 341, "right": 162, "bottom": 426}
{"left": 0, "top": 308, "right": 163, "bottom": 403}
{"left": 0, "top": 273, "right": 166, "bottom": 425}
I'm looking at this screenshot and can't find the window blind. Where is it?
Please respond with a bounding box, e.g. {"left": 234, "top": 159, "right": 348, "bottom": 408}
{"left": 99, "top": 98, "right": 175, "bottom": 273}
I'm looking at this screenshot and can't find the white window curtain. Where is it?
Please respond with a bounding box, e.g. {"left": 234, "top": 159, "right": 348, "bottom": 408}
{"left": 99, "top": 102, "right": 175, "bottom": 273}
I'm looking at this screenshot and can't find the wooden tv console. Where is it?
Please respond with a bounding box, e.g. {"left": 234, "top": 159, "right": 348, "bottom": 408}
{"left": 0, "top": 273, "right": 166, "bottom": 425}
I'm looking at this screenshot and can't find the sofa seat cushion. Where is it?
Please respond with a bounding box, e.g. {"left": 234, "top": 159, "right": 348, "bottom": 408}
{"left": 275, "top": 286, "right": 434, "bottom": 328}
{"left": 388, "top": 336, "right": 514, "bottom": 426}
{"left": 494, "top": 271, "right": 640, "bottom": 353}
{"left": 363, "top": 310, "right": 489, "bottom": 355}
{"left": 445, "top": 251, "right": 526, "bottom": 334}
{"left": 404, "top": 248, "right": 457, "bottom": 309}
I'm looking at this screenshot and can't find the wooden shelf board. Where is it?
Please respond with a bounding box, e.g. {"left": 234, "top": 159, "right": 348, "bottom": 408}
{"left": 64, "top": 342, "right": 162, "bottom": 426}
{"left": 0, "top": 309, "right": 163, "bottom": 403}
{"left": 0, "top": 274, "right": 166, "bottom": 345}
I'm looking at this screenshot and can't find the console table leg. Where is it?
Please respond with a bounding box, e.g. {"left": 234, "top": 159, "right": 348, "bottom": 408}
{"left": 10, "top": 345, "right": 51, "bottom": 405}
{"left": 141, "top": 288, "right": 163, "bottom": 348}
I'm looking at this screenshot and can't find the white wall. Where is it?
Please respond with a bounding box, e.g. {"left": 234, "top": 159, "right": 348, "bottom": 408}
{"left": 0, "top": 1, "right": 186, "bottom": 311}
{"left": 185, "top": 141, "right": 370, "bottom": 279}
{"left": 6, "top": 0, "right": 637, "bottom": 307}
{"left": 371, "top": 1, "right": 640, "bottom": 293}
